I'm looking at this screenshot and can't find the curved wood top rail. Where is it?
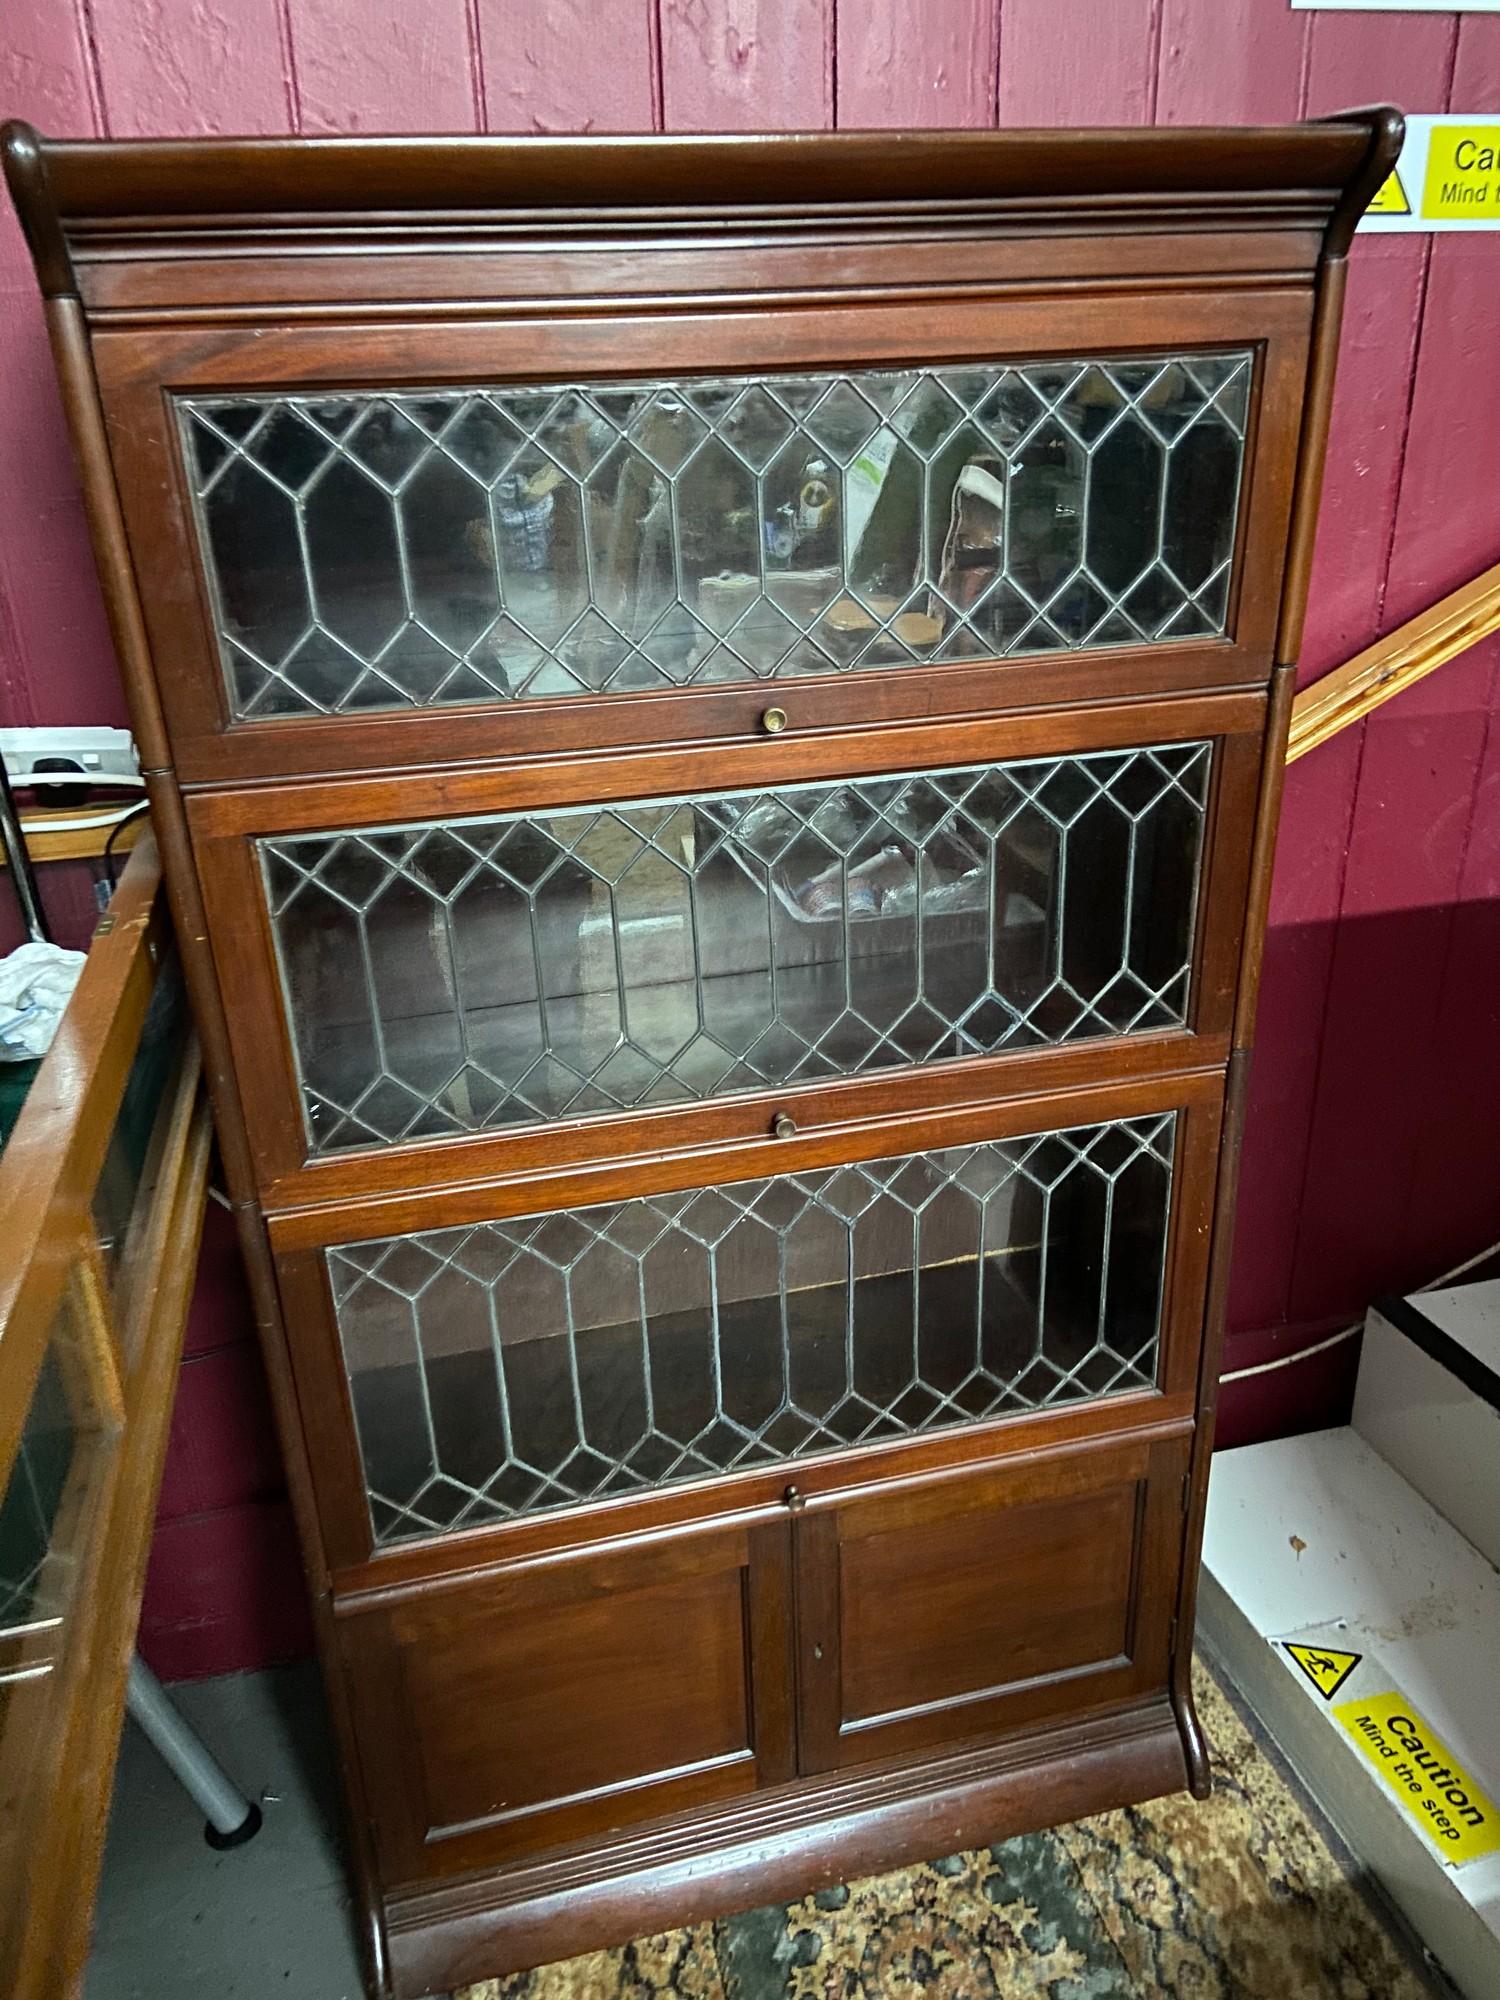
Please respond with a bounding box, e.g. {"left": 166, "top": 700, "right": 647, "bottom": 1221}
{"left": 1287, "top": 558, "right": 1500, "bottom": 763}
{"left": 2, "top": 110, "right": 1401, "bottom": 299}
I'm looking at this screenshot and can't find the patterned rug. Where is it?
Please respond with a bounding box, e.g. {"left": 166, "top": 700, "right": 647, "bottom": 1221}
{"left": 453, "top": 1661, "right": 1437, "bottom": 2000}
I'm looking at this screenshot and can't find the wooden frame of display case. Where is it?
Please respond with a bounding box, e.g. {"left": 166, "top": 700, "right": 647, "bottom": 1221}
{"left": 0, "top": 837, "right": 212, "bottom": 1999}
{"left": 4, "top": 110, "right": 1400, "bottom": 2000}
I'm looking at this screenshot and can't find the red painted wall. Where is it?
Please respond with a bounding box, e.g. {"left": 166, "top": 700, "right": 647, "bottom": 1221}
{"left": 2, "top": 1, "right": 1497, "bottom": 1674}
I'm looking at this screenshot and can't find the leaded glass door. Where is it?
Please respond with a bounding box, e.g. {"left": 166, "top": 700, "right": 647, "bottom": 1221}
{"left": 262, "top": 744, "right": 1210, "bottom": 1154}
{"left": 190, "top": 700, "right": 1263, "bottom": 1188}
{"left": 274, "top": 1076, "right": 1221, "bottom": 1569}
{"left": 96, "top": 289, "right": 1313, "bottom": 786}
{"left": 181, "top": 352, "right": 1251, "bottom": 719}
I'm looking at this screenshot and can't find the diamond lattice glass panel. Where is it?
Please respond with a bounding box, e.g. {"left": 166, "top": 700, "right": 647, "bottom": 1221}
{"left": 263, "top": 743, "right": 1210, "bottom": 1154}
{"left": 180, "top": 353, "right": 1252, "bottom": 718}
{"left": 330, "top": 1115, "right": 1176, "bottom": 1543}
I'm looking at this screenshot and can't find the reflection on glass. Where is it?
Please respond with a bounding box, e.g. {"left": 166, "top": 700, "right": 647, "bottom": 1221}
{"left": 181, "top": 353, "right": 1252, "bottom": 718}
{"left": 92, "top": 954, "right": 185, "bottom": 1272}
{"left": 263, "top": 744, "right": 1209, "bottom": 1153}
{"left": 330, "top": 1115, "right": 1176, "bottom": 1543}
{"left": 0, "top": 1342, "right": 75, "bottom": 1640}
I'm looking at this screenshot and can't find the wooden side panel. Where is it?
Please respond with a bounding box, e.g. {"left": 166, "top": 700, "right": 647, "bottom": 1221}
{"left": 796, "top": 1432, "right": 1187, "bottom": 1772}
{"left": 286, "top": 0, "right": 481, "bottom": 135}
{"left": 835, "top": 1, "right": 997, "bottom": 130}
{"left": 344, "top": 1520, "right": 793, "bottom": 1883}
{"left": 658, "top": 0, "right": 832, "bottom": 132}
{"left": 477, "top": 0, "right": 659, "bottom": 134}
{"left": 997, "top": 0, "right": 1158, "bottom": 127}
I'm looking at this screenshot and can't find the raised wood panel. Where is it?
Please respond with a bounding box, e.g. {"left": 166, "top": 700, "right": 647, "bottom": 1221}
{"left": 343, "top": 1519, "right": 793, "bottom": 1883}
{"left": 794, "top": 1431, "right": 1187, "bottom": 1772}
{"left": 837, "top": 1483, "right": 1136, "bottom": 1720}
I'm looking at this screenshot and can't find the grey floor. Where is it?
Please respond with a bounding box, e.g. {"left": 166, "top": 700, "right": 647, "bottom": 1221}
{"left": 87, "top": 1664, "right": 367, "bottom": 2000}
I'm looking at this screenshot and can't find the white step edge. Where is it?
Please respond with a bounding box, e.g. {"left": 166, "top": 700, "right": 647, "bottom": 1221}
{"left": 1199, "top": 1427, "right": 1500, "bottom": 2000}
{"left": 1354, "top": 1286, "right": 1500, "bottom": 1570}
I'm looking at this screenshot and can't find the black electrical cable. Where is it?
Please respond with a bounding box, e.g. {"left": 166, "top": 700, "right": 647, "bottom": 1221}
{"left": 102, "top": 802, "right": 152, "bottom": 889}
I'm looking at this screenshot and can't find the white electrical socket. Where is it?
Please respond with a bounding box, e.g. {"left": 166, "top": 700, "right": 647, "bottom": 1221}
{"left": 0, "top": 726, "right": 142, "bottom": 791}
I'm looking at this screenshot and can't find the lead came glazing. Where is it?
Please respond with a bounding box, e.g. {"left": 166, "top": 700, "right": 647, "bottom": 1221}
{"left": 329, "top": 1115, "right": 1176, "bottom": 1544}
{"left": 182, "top": 353, "right": 1252, "bottom": 718}
{"left": 262, "top": 744, "right": 1210, "bottom": 1153}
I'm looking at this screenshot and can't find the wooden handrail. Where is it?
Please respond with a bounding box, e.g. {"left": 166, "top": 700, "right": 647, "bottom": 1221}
{"left": 1287, "top": 559, "right": 1500, "bottom": 763}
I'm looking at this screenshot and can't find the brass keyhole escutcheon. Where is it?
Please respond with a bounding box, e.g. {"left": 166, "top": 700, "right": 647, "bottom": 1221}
{"left": 772, "top": 1111, "right": 797, "bottom": 1139}
{"left": 783, "top": 1484, "right": 806, "bottom": 1513}
{"left": 761, "top": 706, "right": 789, "bottom": 735}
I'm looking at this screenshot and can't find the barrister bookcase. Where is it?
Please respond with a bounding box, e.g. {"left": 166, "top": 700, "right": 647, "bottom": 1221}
{"left": 3, "top": 111, "right": 1398, "bottom": 1997}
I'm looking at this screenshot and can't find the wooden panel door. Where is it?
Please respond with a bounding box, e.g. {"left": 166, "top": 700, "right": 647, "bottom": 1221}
{"left": 341, "top": 1515, "right": 795, "bottom": 1884}
{"left": 792, "top": 1430, "right": 1190, "bottom": 1774}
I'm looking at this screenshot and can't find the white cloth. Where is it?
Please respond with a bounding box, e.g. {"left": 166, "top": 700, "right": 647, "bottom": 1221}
{"left": 0, "top": 941, "right": 87, "bottom": 1059}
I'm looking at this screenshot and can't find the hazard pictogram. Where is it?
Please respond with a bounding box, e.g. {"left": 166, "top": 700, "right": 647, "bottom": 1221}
{"left": 1283, "top": 1641, "right": 1362, "bottom": 1701}
{"left": 1368, "top": 169, "right": 1411, "bottom": 216}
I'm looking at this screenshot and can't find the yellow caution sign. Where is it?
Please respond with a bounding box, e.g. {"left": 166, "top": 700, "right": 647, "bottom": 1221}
{"left": 1368, "top": 169, "right": 1410, "bottom": 217}
{"left": 1359, "top": 116, "right": 1500, "bottom": 234}
{"left": 1284, "top": 1641, "right": 1362, "bottom": 1701}
{"left": 1335, "top": 1692, "right": 1500, "bottom": 1866}
{"left": 1422, "top": 124, "right": 1500, "bottom": 222}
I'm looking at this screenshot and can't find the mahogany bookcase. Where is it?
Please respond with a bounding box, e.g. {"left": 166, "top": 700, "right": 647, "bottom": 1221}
{"left": 3, "top": 112, "right": 1398, "bottom": 1998}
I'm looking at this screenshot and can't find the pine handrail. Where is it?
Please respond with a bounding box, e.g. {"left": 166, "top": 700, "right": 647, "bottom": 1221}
{"left": 1287, "top": 559, "right": 1500, "bottom": 763}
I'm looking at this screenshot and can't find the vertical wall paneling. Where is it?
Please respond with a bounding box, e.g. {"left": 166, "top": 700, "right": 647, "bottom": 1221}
{"left": 1288, "top": 11, "right": 1500, "bottom": 1322}
{"left": 835, "top": 0, "right": 997, "bottom": 131}
{"left": 1225, "top": 230, "right": 1426, "bottom": 1341}
{"left": 1226, "top": 8, "right": 1466, "bottom": 1366}
{"left": 1155, "top": 0, "right": 1308, "bottom": 128}
{"left": 0, "top": 0, "right": 118, "bottom": 731}
{"left": 86, "top": 0, "right": 294, "bottom": 137}
{"left": 1396, "top": 17, "right": 1500, "bottom": 1284}
{"left": 286, "top": 0, "right": 481, "bottom": 134}
{"left": 997, "top": 0, "right": 1161, "bottom": 128}
{"left": 658, "top": 0, "right": 833, "bottom": 131}
{"left": 476, "top": 0, "right": 658, "bottom": 133}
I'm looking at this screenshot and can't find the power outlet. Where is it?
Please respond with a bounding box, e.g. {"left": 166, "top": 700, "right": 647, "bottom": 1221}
{"left": 0, "top": 727, "right": 142, "bottom": 794}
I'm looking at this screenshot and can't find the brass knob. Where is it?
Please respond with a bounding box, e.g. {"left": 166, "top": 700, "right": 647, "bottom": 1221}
{"left": 761, "top": 706, "right": 789, "bottom": 735}
{"left": 772, "top": 1111, "right": 797, "bottom": 1139}
{"left": 783, "top": 1484, "right": 806, "bottom": 1513}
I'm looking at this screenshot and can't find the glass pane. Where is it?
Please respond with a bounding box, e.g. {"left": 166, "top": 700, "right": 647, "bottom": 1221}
{"left": 0, "top": 1344, "right": 75, "bottom": 1642}
{"left": 92, "top": 953, "right": 186, "bottom": 1272}
{"left": 0, "top": 1282, "right": 111, "bottom": 1682}
{"left": 329, "top": 1114, "right": 1176, "bottom": 1544}
{"left": 180, "top": 353, "right": 1252, "bottom": 719}
{"left": 263, "top": 744, "right": 1210, "bottom": 1153}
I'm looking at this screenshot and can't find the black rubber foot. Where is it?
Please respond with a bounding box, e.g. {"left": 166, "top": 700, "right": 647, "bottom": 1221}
{"left": 204, "top": 1800, "right": 263, "bottom": 1849}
